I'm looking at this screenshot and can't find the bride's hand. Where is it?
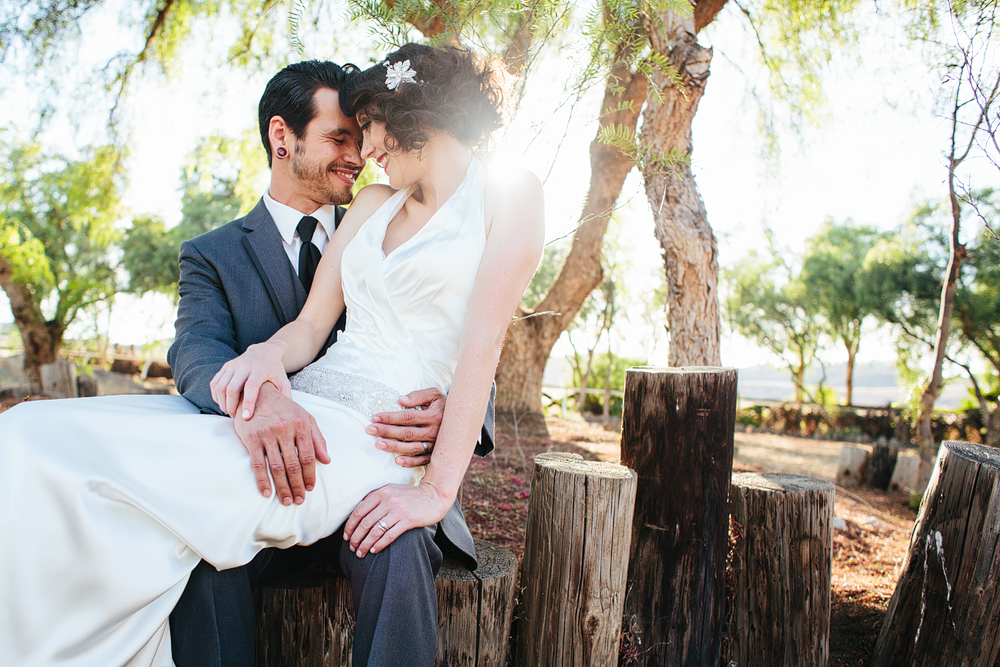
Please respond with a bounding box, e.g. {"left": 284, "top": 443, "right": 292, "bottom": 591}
{"left": 343, "top": 483, "right": 452, "bottom": 558}
{"left": 210, "top": 342, "right": 290, "bottom": 418}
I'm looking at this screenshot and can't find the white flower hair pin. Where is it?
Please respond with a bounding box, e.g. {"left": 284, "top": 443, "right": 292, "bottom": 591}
{"left": 385, "top": 59, "right": 418, "bottom": 90}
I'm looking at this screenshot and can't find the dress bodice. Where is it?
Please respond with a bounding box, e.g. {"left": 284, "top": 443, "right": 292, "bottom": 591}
{"left": 306, "top": 157, "right": 487, "bottom": 395}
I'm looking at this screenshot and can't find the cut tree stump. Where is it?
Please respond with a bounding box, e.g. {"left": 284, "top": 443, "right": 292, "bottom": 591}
{"left": 728, "top": 473, "right": 834, "bottom": 667}
{"left": 435, "top": 540, "right": 518, "bottom": 667}
{"left": 888, "top": 454, "right": 919, "bottom": 494}
{"left": 865, "top": 444, "right": 899, "bottom": 490}
{"left": 870, "top": 441, "right": 1000, "bottom": 667}
{"left": 516, "top": 452, "right": 637, "bottom": 667}
{"left": 618, "top": 367, "right": 737, "bottom": 667}
{"left": 835, "top": 446, "right": 869, "bottom": 488}
{"left": 255, "top": 568, "right": 353, "bottom": 667}
{"left": 40, "top": 360, "right": 77, "bottom": 398}
{"left": 255, "top": 538, "right": 517, "bottom": 667}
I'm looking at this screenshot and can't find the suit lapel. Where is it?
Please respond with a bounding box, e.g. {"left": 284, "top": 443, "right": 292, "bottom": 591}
{"left": 241, "top": 199, "right": 308, "bottom": 326}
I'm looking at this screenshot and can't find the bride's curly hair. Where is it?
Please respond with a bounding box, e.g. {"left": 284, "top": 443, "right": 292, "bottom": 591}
{"left": 340, "top": 43, "right": 508, "bottom": 153}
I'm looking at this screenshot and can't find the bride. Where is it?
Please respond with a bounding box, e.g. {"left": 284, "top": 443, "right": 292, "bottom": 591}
{"left": 0, "top": 43, "right": 543, "bottom": 666}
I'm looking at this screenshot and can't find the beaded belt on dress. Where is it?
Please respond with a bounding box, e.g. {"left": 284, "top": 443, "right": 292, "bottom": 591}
{"left": 289, "top": 366, "right": 405, "bottom": 418}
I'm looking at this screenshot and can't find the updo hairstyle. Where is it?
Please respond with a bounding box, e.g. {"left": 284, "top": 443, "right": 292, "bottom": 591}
{"left": 340, "top": 43, "right": 507, "bottom": 153}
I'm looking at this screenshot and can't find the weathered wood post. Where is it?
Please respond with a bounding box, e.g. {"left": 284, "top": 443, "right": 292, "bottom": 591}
{"left": 865, "top": 444, "right": 898, "bottom": 490}
{"left": 619, "top": 366, "right": 737, "bottom": 667}
{"left": 835, "top": 445, "right": 869, "bottom": 488}
{"left": 40, "top": 360, "right": 77, "bottom": 398}
{"left": 870, "top": 441, "right": 1000, "bottom": 667}
{"left": 255, "top": 569, "right": 353, "bottom": 667}
{"left": 728, "top": 473, "right": 834, "bottom": 667}
{"left": 435, "top": 540, "right": 518, "bottom": 667}
{"left": 517, "top": 452, "right": 637, "bottom": 667}
{"left": 256, "top": 539, "right": 518, "bottom": 667}
{"left": 888, "top": 453, "right": 919, "bottom": 494}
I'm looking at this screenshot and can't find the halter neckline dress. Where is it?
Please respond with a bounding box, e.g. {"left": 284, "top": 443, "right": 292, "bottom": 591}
{"left": 0, "top": 158, "right": 487, "bottom": 666}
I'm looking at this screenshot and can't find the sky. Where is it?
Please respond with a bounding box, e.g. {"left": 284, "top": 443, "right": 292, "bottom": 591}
{"left": 2, "top": 2, "right": 991, "bottom": 386}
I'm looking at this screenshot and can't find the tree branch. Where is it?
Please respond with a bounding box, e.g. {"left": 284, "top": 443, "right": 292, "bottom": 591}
{"left": 694, "top": 0, "right": 728, "bottom": 33}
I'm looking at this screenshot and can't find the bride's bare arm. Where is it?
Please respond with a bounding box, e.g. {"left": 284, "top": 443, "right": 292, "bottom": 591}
{"left": 210, "top": 185, "right": 394, "bottom": 418}
{"left": 344, "top": 169, "right": 544, "bottom": 557}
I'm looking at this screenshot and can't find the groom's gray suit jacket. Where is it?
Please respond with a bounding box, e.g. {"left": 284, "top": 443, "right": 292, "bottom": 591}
{"left": 167, "top": 198, "right": 493, "bottom": 568}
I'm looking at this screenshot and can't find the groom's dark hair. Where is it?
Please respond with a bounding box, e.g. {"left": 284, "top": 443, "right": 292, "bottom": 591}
{"left": 259, "top": 60, "right": 355, "bottom": 167}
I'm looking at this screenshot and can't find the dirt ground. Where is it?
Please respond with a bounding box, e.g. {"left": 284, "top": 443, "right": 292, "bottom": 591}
{"left": 466, "top": 413, "right": 918, "bottom": 667}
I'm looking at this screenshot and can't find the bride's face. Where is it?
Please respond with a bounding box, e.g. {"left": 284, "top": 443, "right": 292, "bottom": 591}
{"left": 358, "top": 114, "right": 414, "bottom": 189}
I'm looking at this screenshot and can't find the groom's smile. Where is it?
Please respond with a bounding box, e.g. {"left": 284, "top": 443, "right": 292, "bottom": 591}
{"left": 283, "top": 87, "right": 365, "bottom": 208}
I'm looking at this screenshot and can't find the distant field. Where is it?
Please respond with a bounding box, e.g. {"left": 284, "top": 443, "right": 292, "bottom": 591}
{"left": 737, "top": 378, "right": 970, "bottom": 409}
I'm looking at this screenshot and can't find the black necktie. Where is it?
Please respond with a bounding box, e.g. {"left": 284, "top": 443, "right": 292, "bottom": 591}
{"left": 296, "top": 216, "right": 323, "bottom": 292}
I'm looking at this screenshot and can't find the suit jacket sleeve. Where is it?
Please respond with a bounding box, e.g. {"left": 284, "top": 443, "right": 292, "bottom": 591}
{"left": 167, "top": 239, "right": 241, "bottom": 414}
{"left": 475, "top": 383, "right": 496, "bottom": 457}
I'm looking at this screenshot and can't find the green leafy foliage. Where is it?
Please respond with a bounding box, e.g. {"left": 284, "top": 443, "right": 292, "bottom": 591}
{"left": 799, "top": 219, "right": 893, "bottom": 402}
{"left": 862, "top": 194, "right": 1000, "bottom": 434}
{"left": 121, "top": 135, "right": 258, "bottom": 296}
{"left": 0, "top": 138, "right": 124, "bottom": 329}
{"left": 577, "top": 351, "right": 646, "bottom": 416}
{"left": 521, "top": 242, "right": 568, "bottom": 309}
{"left": 724, "top": 246, "right": 824, "bottom": 402}
{"left": 596, "top": 122, "right": 691, "bottom": 175}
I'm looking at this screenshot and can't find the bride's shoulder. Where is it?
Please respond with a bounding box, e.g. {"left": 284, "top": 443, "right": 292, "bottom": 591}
{"left": 353, "top": 183, "right": 397, "bottom": 210}
{"left": 339, "top": 184, "right": 398, "bottom": 229}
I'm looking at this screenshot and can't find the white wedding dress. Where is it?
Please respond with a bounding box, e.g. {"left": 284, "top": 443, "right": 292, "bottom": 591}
{"left": 0, "top": 158, "right": 487, "bottom": 666}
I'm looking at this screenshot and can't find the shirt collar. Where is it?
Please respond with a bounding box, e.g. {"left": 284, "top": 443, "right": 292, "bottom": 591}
{"left": 262, "top": 190, "right": 337, "bottom": 243}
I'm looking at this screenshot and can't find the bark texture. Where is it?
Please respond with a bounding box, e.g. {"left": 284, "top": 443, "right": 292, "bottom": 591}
{"left": 870, "top": 441, "right": 1000, "bottom": 667}
{"left": 516, "top": 452, "right": 637, "bottom": 667}
{"left": 495, "top": 62, "right": 647, "bottom": 413}
{"left": 619, "top": 367, "right": 737, "bottom": 666}
{"left": 0, "top": 252, "right": 61, "bottom": 394}
{"left": 640, "top": 11, "right": 722, "bottom": 366}
{"left": 729, "top": 473, "right": 834, "bottom": 667}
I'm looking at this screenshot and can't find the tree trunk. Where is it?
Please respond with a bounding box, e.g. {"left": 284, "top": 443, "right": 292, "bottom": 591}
{"left": 916, "top": 163, "right": 966, "bottom": 490}
{"left": 495, "top": 58, "right": 647, "bottom": 413}
{"left": 602, "top": 341, "right": 612, "bottom": 421}
{"left": 793, "top": 366, "right": 805, "bottom": 403}
{"left": 0, "top": 252, "right": 61, "bottom": 394}
{"left": 578, "top": 344, "right": 597, "bottom": 414}
{"left": 844, "top": 338, "right": 857, "bottom": 406}
{"left": 640, "top": 11, "right": 722, "bottom": 367}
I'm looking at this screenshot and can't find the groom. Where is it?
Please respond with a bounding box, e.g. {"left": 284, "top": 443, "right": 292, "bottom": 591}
{"left": 167, "top": 60, "right": 494, "bottom": 666}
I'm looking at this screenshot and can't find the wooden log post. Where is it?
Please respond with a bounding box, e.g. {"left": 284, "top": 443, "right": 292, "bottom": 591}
{"left": 618, "top": 366, "right": 737, "bottom": 667}
{"left": 728, "top": 473, "right": 835, "bottom": 667}
{"left": 835, "top": 445, "right": 869, "bottom": 488}
{"left": 255, "top": 569, "right": 353, "bottom": 667}
{"left": 40, "top": 360, "right": 77, "bottom": 398}
{"left": 516, "top": 452, "right": 637, "bottom": 667}
{"left": 870, "top": 441, "right": 1000, "bottom": 667}
{"left": 888, "top": 453, "right": 919, "bottom": 494}
{"left": 256, "top": 539, "right": 518, "bottom": 667}
{"left": 435, "top": 540, "right": 518, "bottom": 667}
{"left": 865, "top": 444, "right": 899, "bottom": 490}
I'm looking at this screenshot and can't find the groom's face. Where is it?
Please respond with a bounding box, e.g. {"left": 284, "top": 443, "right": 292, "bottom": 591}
{"left": 288, "top": 87, "right": 364, "bottom": 206}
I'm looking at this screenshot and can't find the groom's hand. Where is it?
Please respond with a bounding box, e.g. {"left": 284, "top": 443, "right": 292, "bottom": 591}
{"left": 233, "top": 382, "right": 331, "bottom": 506}
{"left": 367, "top": 387, "right": 446, "bottom": 468}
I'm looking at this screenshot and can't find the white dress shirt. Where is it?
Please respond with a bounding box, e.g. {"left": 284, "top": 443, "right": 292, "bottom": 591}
{"left": 263, "top": 190, "right": 337, "bottom": 274}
